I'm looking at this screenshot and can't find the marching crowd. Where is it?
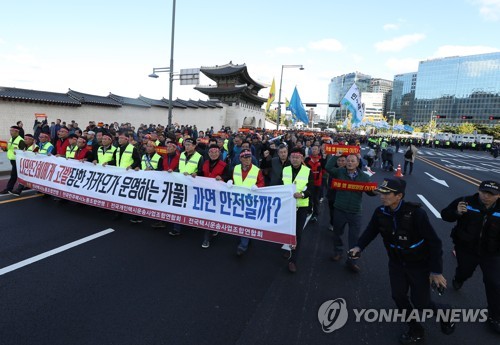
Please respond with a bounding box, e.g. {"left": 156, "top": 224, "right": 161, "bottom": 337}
{"left": 3, "top": 118, "right": 500, "bottom": 343}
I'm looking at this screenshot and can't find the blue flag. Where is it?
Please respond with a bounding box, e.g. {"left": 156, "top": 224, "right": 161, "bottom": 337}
{"left": 289, "top": 87, "right": 309, "bottom": 124}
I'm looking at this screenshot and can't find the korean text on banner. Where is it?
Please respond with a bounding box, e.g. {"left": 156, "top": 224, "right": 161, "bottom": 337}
{"left": 341, "top": 83, "right": 364, "bottom": 124}
{"left": 324, "top": 144, "right": 360, "bottom": 155}
{"left": 15, "top": 151, "right": 297, "bottom": 245}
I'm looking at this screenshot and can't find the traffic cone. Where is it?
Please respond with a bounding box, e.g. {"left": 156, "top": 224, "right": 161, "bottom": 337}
{"left": 394, "top": 164, "right": 404, "bottom": 177}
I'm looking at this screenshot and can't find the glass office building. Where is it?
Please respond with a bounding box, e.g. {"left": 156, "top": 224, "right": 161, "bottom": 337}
{"left": 391, "top": 72, "right": 417, "bottom": 124}
{"left": 327, "top": 72, "right": 371, "bottom": 120}
{"left": 411, "top": 52, "right": 500, "bottom": 125}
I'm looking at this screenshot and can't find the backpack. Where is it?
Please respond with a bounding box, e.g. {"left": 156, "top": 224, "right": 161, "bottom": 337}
{"left": 404, "top": 147, "right": 413, "bottom": 159}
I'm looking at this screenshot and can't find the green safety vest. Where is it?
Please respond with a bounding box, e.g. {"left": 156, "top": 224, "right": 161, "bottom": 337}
{"left": 471, "top": 143, "right": 477, "bottom": 148}
{"left": 97, "top": 145, "right": 117, "bottom": 164}
{"left": 435, "top": 140, "right": 439, "bottom": 144}
{"left": 445, "top": 141, "right": 450, "bottom": 146}
{"left": 27, "top": 144, "right": 39, "bottom": 152}
{"left": 178, "top": 151, "right": 201, "bottom": 174}
{"left": 38, "top": 142, "right": 54, "bottom": 155}
{"left": 141, "top": 153, "right": 161, "bottom": 170}
{"left": 66, "top": 145, "right": 77, "bottom": 158}
{"left": 116, "top": 144, "right": 135, "bottom": 168}
{"left": 486, "top": 144, "right": 491, "bottom": 148}
{"left": 223, "top": 139, "right": 229, "bottom": 151}
{"left": 7, "top": 136, "right": 23, "bottom": 160}
{"left": 233, "top": 164, "right": 259, "bottom": 187}
{"left": 282, "top": 165, "right": 310, "bottom": 208}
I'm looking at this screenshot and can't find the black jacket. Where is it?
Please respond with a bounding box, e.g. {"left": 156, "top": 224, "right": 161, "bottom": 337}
{"left": 441, "top": 193, "right": 500, "bottom": 256}
{"left": 358, "top": 200, "right": 443, "bottom": 274}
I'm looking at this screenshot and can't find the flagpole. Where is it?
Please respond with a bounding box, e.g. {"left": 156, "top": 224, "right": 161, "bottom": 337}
{"left": 276, "top": 64, "right": 304, "bottom": 130}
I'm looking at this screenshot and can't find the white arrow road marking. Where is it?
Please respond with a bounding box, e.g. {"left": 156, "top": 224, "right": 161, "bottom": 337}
{"left": 0, "top": 228, "right": 115, "bottom": 276}
{"left": 424, "top": 172, "right": 449, "bottom": 187}
{"left": 417, "top": 195, "right": 442, "bottom": 219}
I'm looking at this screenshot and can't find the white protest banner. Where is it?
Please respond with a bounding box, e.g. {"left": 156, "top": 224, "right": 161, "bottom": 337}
{"left": 16, "top": 151, "right": 297, "bottom": 245}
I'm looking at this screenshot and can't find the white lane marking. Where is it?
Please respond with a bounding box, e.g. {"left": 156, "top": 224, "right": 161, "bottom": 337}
{"left": 424, "top": 172, "right": 449, "bottom": 187}
{"left": 417, "top": 194, "right": 442, "bottom": 219}
{"left": 0, "top": 228, "right": 115, "bottom": 276}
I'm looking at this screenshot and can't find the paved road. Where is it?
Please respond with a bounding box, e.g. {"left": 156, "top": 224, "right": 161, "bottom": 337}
{"left": 0, "top": 148, "right": 498, "bottom": 345}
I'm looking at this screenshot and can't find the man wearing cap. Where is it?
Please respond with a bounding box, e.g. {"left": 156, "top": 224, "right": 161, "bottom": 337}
{"left": 198, "top": 144, "right": 231, "bottom": 248}
{"left": 93, "top": 133, "right": 116, "bottom": 166}
{"left": 233, "top": 149, "right": 265, "bottom": 256}
{"left": 1, "top": 126, "right": 27, "bottom": 195}
{"left": 283, "top": 148, "right": 314, "bottom": 273}
{"left": 55, "top": 126, "right": 70, "bottom": 156}
{"left": 350, "top": 179, "right": 453, "bottom": 344}
{"left": 441, "top": 180, "right": 500, "bottom": 334}
{"left": 87, "top": 130, "right": 97, "bottom": 146}
{"left": 168, "top": 137, "right": 204, "bottom": 236}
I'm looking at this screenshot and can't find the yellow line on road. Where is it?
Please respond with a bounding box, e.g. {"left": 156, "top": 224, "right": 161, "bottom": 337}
{"left": 0, "top": 194, "right": 43, "bottom": 204}
{"left": 416, "top": 156, "right": 481, "bottom": 186}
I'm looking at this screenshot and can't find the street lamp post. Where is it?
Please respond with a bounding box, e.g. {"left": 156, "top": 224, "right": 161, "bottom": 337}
{"left": 148, "top": 0, "right": 176, "bottom": 128}
{"left": 276, "top": 64, "right": 304, "bottom": 130}
{"left": 167, "top": 0, "right": 176, "bottom": 129}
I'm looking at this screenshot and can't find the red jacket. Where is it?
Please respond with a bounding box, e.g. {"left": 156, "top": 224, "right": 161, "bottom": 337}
{"left": 163, "top": 152, "right": 180, "bottom": 171}
{"left": 202, "top": 159, "right": 227, "bottom": 179}
{"left": 75, "top": 147, "right": 91, "bottom": 161}
{"left": 56, "top": 138, "right": 69, "bottom": 156}
{"left": 305, "top": 155, "right": 323, "bottom": 186}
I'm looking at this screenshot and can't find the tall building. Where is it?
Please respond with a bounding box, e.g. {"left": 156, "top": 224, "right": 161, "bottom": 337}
{"left": 412, "top": 52, "right": 500, "bottom": 126}
{"left": 369, "top": 78, "right": 393, "bottom": 118}
{"left": 369, "top": 78, "right": 393, "bottom": 93}
{"left": 390, "top": 72, "right": 417, "bottom": 124}
{"left": 362, "top": 92, "right": 385, "bottom": 122}
{"left": 390, "top": 52, "right": 500, "bottom": 126}
{"left": 327, "top": 72, "right": 371, "bottom": 121}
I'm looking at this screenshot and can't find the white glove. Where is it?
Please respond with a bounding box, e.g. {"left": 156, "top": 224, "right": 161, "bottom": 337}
{"left": 226, "top": 180, "right": 233, "bottom": 188}
{"left": 251, "top": 185, "right": 258, "bottom": 191}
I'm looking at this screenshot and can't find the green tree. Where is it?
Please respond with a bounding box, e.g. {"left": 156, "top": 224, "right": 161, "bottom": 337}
{"left": 265, "top": 109, "right": 277, "bottom": 122}
{"left": 439, "top": 125, "right": 458, "bottom": 134}
{"left": 476, "top": 124, "right": 500, "bottom": 139}
{"left": 457, "top": 122, "right": 476, "bottom": 134}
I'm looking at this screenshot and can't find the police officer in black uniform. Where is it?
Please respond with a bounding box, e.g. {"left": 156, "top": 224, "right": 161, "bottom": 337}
{"left": 441, "top": 180, "right": 500, "bottom": 334}
{"left": 350, "top": 178, "right": 454, "bottom": 344}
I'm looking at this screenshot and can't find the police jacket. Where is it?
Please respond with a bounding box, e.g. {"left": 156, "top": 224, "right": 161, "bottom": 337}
{"left": 441, "top": 194, "right": 500, "bottom": 256}
{"left": 357, "top": 200, "right": 443, "bottom": 274}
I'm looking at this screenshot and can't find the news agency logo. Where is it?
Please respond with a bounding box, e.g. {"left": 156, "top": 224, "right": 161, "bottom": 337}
{"left": 318, "top": 298, "right": 488, "bottom": 333}
{"left": 317, "top": 298, "right": 349, "bottom": 333}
